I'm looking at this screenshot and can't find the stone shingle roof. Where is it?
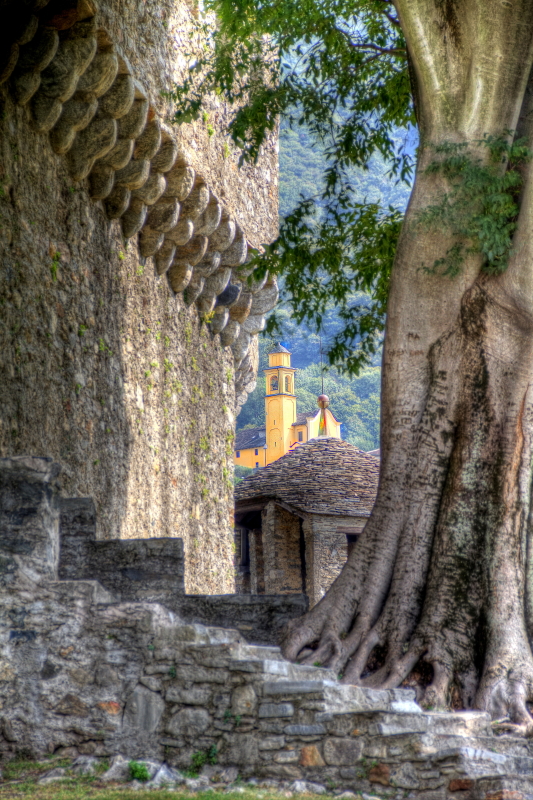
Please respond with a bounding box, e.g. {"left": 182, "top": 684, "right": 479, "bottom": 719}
{"left": 235, "top": 437, "right": 379, "bottom": 516}
{"left": 235, "top": 427, "right": 267, "bottom": 450}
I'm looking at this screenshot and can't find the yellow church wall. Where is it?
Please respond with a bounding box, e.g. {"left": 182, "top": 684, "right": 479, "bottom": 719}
{"left": 234, "top": 447, "right": 265, "bottom": 469}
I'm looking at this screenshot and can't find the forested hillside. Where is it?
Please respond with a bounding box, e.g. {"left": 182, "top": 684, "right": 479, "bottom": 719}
{"left": 236, "top": 122, "right": 414, "bottom": 451}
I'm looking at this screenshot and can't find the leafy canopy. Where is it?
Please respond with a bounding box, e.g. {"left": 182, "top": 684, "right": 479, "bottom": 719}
{"left": 168, "top": 0, "right": 414, "bottom": 374}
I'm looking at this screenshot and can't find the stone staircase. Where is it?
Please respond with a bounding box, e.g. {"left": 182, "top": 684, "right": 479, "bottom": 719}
{"left": 3, "top": 455, "right": 533, "bottom": 799}
{"left": 156, "top": 629, "right": 533, "bottom": 799}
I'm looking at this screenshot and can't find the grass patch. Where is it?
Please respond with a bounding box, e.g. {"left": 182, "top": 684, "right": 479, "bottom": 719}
{"left": 0, "top": 760, "right": 372, "bottom": 800}
{"left": 0, "top": 786, "right": 357, "bottom": 800}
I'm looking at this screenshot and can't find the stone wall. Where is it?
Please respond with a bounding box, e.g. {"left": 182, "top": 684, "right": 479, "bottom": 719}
{"left": 303, "top": 514, "right": 367, "bottom": 607}
{"left": 3, "top": 457, "right": 532, "bottom": 800}
{"left": 261, "top": 503, "right": 304, "bottom": 595}
{"left": 57, "top": 491, "right": 308, "bottom": 646}
{"left": 238, "top": 507, "right": 367, "bottom": 607}
{"left": 0, "top": 0, "right": 278, "bottom": 593}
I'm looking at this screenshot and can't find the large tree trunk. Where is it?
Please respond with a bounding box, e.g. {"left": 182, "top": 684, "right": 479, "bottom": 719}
{"left": 282, "top": 0, "right": 533, "bottom": 724}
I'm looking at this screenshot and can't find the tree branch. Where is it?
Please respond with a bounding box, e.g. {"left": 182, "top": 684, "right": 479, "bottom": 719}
{"left": 334, "top": 26, "right": 405, "bottom": 56}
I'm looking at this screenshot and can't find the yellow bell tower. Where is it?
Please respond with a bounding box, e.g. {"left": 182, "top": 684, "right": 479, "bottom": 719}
{"left": 264, "top": 344, "right": 296, "bottom": 466}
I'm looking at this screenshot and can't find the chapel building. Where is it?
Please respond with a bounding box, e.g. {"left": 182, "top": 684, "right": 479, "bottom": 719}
{"left": 234, "top": 344, "right": 342, "bottom": 468}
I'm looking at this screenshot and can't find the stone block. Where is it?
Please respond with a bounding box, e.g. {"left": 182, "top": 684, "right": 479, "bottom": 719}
{"left": 89, "top": 163, "right": 115, "bottom": 199}
{"left": 50, "top": 97, "right": 98, "bottom": 154}
{"left": 390, "top": 762, "right": 420, "bottom": 789}
{"left": 139, "top": 226, "right": 164, "bottom": 257}
{"left": 195, "top": 197, "right": 222, "bottom": 237}
{"left": 134, "top": 120, "right": 161, "bottom": 160}
{"left": 448, "top": 778, "right": 474, "bottom": 791}
{"left": 274, "top": 751, "right": 299, "bottom": 763}
{"left": 323, "top": 738, "right": 363, "bottom": 766}
{"left": 100, "top": 137, "right": 134, "bottom": 169}
{"left": 259, "top": 703, "right": 294, "bottom": 718}
{"left": 124, "top": 685, "right": 165, "bottom": 733}
{"left": 101, "top": 755, "right": 130, "bottom": 782}
{"left": 285, "top": 724, "right": 327, "bottom": 736}
{"left": 166, "top": 218, "right": 194, "bottom": 246}
{"left": 166, "top": 686, "right": 212, "bottom": 705}
{"left": 222, "top": 734, "right": 259, "bottom": 765}
{"left": 259, "top": 736, "right": 286, "bottom": 750}
{"left": 183, "top": 274, "right": 205, "bottom": 306}
{"left": 209, "top": 307, "right": 229, "bottom": 334}
{"left": 0, "top": 456, "right": 61, "bottom": 584}
{"left": 14, "top": 27, "right": 59, "bottom": 79}
{"left": 209, "top": 214, "right": 235, "bottom": 251}
{"left": 117, "top": 98, "right": 149, "bottom": 139}
{"left": 146, "top": 198, "right": 180, "bottom": 232}
{"left": 181, "top": 182, "right": 209, "bottom": 220}
{"left": 164, "top": 164, "right": 195, "bottom": 200}
{"left": 151, "top": 138, "right": 179, "bottom": 173}
{"left": 220, "top": 232, "right": 247, "bottom": 266}
{"left": 114, "top": 158, "right": 150, "bottom": 190}
{"left": 121, "top": 197, "right": 148, "bottom": 239}
{"left": 249, "top": 279, "right": 279, "bottom": 314}
{"left": 37, "top": 23, "right": 97, "bottom": 103}
{"left": 166, "top": 707, "right": 211, "bottom": 737}
{"left": 299, "top": 745, "right": 325, "bottom": 767}
{"left": 368, "top": 763, "right": 391, "bottom": 786}
{"left": 167, "top": 260, "right": 193, "bottom": 293}
{"left": 306, "top": 782, "right": 327, "bottom": 794}
{"left": 55, "top": 694, "right": 89, "bottom": 717}
{"left": 99, "top": 74, "right": 134, "bottom": 118}
{"left": 232, "top": 685, "right": 257, "bottom": 715}
{"left": 67, "top": 115, "right": 117, "bottom": 180}
{"left": 134, "top": 172, "right": 166, "bottom": 205}
{"left": 76, "top": 51, "right": 118, "bottom": 98}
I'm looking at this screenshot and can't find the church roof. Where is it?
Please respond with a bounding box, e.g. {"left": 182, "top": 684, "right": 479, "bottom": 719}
{"left": 291, "top": 410, "right": 319, "bottom": 426}
{"left": 235, "top": 437, "right": 379, "bottom": 517}
{"left": 291, "top": 407, "right": 341, "bottom": 426}
{"left": 268, "top": 343, "right": 291, "bottom": 354}
{"left": 235, "top": 427, "right": 267, "bottom": 450}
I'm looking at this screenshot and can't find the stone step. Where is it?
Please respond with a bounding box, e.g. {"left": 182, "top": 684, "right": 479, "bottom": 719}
{"left": 416, "top": 731, "right": 531, "bottom": 759}
{"left": 230, "top": 644, "right": 285, "bottom": 661}
{"left": 262, "top": 678, "right": 421, "bottom": 717}
{"left": 365, "top": 709, "right": 492, "bottom": 738}
{"left": 473, "top": 773, "right": 533, "bottom": 799}
{"left": 433, "top": 745, "right": 533, "bottom": 779}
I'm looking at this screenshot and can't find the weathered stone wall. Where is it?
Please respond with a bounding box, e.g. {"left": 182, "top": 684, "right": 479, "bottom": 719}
{"left": 3, "top": 458, "right": 531, "bottom": 800}
{"left": 0, "top": 0, "right": 278, "bottom": 593}
{"left": 57, "top": 492, "right": 308, "bottom": 646}
{"left": 262, "top": 503, "right": 304, "bottom": 595}
{"left": 304, "top": 515, "right": 367, "bottom": 607}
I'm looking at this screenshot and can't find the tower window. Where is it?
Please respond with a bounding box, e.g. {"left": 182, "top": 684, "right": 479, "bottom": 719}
{"left": 285, "top": 376, "right": 291, "bottom": 392}
{"left": 298, "top": 431, "right": 303, "bottom": 442}
{"left": 255, "top": 462, "right": 259, "bottom": 467}
{"left": 270, "top": 376, "right": 278, "bottom": 391}
{"left": 254, "top": 449, "right": 258, "bottom": 455}
{"left": 236, "top": 451, "right": 240, "bottom": 457}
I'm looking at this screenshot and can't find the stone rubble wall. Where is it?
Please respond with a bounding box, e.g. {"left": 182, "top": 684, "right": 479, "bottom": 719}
{"left": 0, "top": 0, "right": 278, "bottom": 588}
{"left": 261, "top": 503, "right": 305, "bottom": 595}
{"left": 57, "top": 491, "right": 308, "bottom": 645}
{"left": 3, "top": 457, "right": 533, "bottom": 800}
{"left": 304, "top": 515, "right": 368, "bottom": 607}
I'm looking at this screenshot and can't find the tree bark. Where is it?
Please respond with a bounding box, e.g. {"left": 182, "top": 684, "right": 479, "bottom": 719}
{"left": 282, "top": 0, "right": 533, "bottom": 723}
